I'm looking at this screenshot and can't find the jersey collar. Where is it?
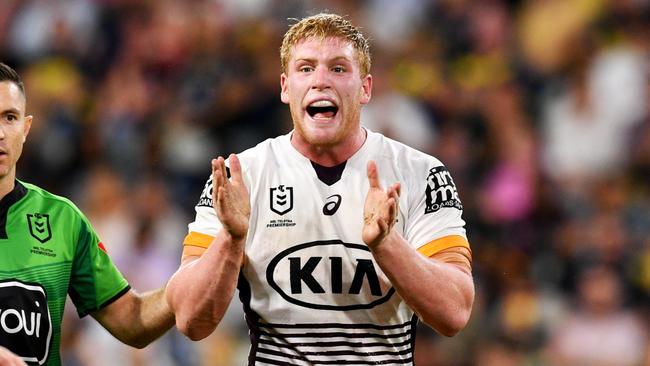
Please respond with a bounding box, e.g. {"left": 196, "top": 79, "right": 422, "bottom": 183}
{"left": 0, "top": 181, "right": 27, "bottom": 239}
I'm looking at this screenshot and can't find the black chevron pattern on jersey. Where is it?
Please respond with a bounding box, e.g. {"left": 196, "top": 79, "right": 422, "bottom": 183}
{"left": 250, "top": 318, "right": 418, "bottom": 365}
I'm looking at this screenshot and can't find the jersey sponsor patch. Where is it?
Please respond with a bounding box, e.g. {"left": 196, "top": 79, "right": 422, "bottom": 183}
{"left": 425, "top": 166, "right": 462, "bottom": 214}
{"left": 27, "top": 214, "right": 52, "bottom": 244}
{"left": 196, "top": 177, "right": 214, "bottom": 208}
{"left": 0, "top": 280, "right": 52, "bottom": 365}
{"left": 266, "top": 240, "right": 394, "bottom": 310}
{"left": 322, "top": 194, "right": 342, "bottom": 216}
{"left": 196, "top": 167, "right": 232, "bottom": 208}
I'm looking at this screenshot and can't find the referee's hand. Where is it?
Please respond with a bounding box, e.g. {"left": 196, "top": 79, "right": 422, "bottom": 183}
{"left": 0, "top": 347, "right": 27, "bottom": 366}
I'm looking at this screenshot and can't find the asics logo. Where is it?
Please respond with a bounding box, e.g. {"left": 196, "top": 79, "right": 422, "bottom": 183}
{"left": 322, "top": 194, "right": 342, "bottom": 216}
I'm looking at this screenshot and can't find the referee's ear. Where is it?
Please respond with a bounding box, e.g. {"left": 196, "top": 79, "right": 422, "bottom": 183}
{"left": 22, "top": 114, "right": 32, "bottom": 143}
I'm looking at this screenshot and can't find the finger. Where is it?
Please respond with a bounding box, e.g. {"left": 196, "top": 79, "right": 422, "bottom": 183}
{"left": 217, "top": 156, "right": 228, "bottom": 184}
{"left": 220, "top": 156, "right": 230, "bottom": 184}
{"left": 216, "top": 186, "right": 226, "bottom": 211}
{"left": 386, "top": 197, "right": 397, "bottom": 221}
{"left": 377, "top": 217, "right": 388, "bottom": 233}
{"left": 211, "top": 158, "right": 219, "bottom": 178}
{"left": 211, "top": 159, "right": 222, "bottom": 204}
{"left": 366, "top": 160, "right": 381, "bottom": 189}
{"left": 387, "top": 184, "right": 399, "bottom": 199}
{"left": 393, "top": 182, "right": 401, "bottom": 197}
{"left": 229, "top": 153, "right": 244, "bottom": 184}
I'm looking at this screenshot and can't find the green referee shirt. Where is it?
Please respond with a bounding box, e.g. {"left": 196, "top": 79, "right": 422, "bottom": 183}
{"left": 0, "top": 180, "right": 129, "bottom": 366}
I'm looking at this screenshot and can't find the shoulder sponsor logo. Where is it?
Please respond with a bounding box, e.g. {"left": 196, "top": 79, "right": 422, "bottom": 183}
{"left": 27, "top": 214, "right": 52, "bottom": 244}
{"left": 266, "top": 240, "right": 395, "bottom": 310}
{"left": 197, "top": 177, "right": 214, "bottom": 208}
{"left": 270, "top": 185, "right": 293, "bottom": 215}
{"left": 322, "top": 194, "right": 342, "bottom": 216}
{"left": 0, "top": 280, "right": 52, "bottom": 365}
{"left": 425, "top": 166, "right": 462, "bottom": 214}
{"left": 197, "top": 167, "right": 234, "bottom": 208}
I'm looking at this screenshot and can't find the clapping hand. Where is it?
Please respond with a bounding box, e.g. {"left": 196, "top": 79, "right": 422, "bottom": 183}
{"left": 212, "top": 154, "right": 250, "bottom": 241}
{"left": 362, "top": 160, "right": 400, "bottom": 249}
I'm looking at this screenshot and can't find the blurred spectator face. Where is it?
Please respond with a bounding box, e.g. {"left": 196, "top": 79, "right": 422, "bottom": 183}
{"left": 578, "top": 265, "right": 622, "bottom": 315}
{"left": 474, "top": 341, "right": 523, "bottom": 366}
{"left": 280, "top": 36, "right": 371, "bottom": 147}
{"left": 0, "top": 81, "right": 32, "bottom": 179}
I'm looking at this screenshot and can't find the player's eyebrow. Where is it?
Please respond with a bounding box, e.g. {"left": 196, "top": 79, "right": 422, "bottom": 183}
{"left": 295, "top": 55, "right": 352, "bottom": 64}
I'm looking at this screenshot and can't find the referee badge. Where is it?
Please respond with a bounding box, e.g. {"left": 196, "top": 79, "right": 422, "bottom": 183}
{"left": 27, "top": 213, "right": 52, "bottom": 244}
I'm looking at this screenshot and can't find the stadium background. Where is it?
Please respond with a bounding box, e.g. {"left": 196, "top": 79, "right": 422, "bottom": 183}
{"left": 2, "top": 0, "right": 649, "bottom": 365}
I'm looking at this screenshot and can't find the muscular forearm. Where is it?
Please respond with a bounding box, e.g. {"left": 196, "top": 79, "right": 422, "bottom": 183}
{"left": 370, "top": 231, "right": 474, "bottom": 336}
{"left": 92, "top": 287, "right": 175, "bottom": 349}
{"left": 166, "top": 230, "right": 245, "bottom": 340}
{"left": 133, "top": 288, "right": 176, "bottom": 345}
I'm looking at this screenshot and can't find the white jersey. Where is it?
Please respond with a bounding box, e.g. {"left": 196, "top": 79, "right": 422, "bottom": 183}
{"left": 185, "top": 129, "right": 470, "bottom": 365}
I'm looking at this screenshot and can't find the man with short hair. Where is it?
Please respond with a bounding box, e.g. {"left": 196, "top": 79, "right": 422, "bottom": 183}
{"left": 0, "top": 62, "right": 174, "bottom": 366}
{"left": 168, "top": 13, "right": 474, "bottom": 365}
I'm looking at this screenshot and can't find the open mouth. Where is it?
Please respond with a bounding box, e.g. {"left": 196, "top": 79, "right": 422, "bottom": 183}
{"left": 306, "top": 100, "right": 338, "bottom": 119}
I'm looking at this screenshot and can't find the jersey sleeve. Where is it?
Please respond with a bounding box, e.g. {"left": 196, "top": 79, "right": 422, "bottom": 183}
{"left": 403, "top": 162, "right": 470, "bottom": 257}
{"left": 68, "top": 212, "right": 130, "bottom": 317}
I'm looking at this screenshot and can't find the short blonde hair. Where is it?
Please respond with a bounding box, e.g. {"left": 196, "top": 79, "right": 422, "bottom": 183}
{"left": 280, "top": 13, "right": 371, "bottom": 77}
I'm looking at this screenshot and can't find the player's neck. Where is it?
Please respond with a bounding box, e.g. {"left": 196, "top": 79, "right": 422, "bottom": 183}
{"left": 292, "top": 127, "right": 367, "bottom": 167}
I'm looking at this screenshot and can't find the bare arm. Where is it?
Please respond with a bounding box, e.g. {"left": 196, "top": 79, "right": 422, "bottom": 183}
{"left": 362, "top": 160, "right": 475, "bottom": 336}
{"left": 91, "top": 287, "right": 175, "bottom": 349}
{"left": 166, "top": 154, "right": 250, "bottom": 341}
{"left": 0, "top": 347, "right": 27, "bottom": 366}
{"left": 167, "top": 231, "right": 245, "bottom": 340}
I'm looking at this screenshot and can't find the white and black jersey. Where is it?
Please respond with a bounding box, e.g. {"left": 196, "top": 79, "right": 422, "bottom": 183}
{"left": 184, "top": 129, "right": 470, "bottom": 365}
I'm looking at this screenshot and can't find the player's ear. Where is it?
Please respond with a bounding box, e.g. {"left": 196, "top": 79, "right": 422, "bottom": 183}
{"left": 22, "top": 115, "right": 33, "bottom": 142}
{"left": 360, "top": 74, "right": 372, "bottom": 105}
{"left": 280, "top": 73, "right": 289, "bottom": 104}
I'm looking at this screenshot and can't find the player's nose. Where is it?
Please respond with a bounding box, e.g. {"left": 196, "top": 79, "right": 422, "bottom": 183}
{"left": 311, "top": 66, "right": 331, "bottom": 90}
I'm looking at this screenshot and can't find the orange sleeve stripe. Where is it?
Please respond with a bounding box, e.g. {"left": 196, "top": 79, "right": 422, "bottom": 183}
{"left": 183, "top": 232, "right": 215, "bottom": 249}
{"left": 417, "top": 235, "right": 471, "bottom": 257}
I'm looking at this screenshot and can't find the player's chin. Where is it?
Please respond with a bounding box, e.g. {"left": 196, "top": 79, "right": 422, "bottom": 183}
{"left": 304, "top": 125, "right": 342, "bottom": 145}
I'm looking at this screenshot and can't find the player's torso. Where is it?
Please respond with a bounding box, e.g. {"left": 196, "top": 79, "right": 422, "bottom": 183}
{"left": 0, "top": 185, "right": 75, "bottom": 366}
{"left": 244, "top": 156, "right": 406, "bottom": 322}
{"left": 237, "top": 134, "right": 418, "bottom": 365}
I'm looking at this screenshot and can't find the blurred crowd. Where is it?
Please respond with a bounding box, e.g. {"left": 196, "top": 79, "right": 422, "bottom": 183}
{"left": 2, "top": 0, "right": 649, "bottom": 365}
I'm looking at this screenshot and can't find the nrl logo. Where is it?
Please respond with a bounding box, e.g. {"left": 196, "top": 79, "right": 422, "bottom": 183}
{"left": 27, "top": 214, "right": 52, "bottom": 244}
{"left": 270, "top": 185, "right": 293, "bottom": 215}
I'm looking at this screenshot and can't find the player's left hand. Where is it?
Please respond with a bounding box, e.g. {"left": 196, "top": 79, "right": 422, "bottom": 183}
{"left": 362, "top": 160, "right": 400, "bottom": 249}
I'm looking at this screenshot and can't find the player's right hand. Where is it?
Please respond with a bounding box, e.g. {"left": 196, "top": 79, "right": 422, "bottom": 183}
{"left": 0, "top": 347, "right": 27, "bottom": 366}
{"left": 211, "top": 153, "right": 250, "bottom": 241}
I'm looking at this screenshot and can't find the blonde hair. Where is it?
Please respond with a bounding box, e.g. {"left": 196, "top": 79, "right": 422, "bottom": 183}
{"left": 280, "top": 13, "right": 371, "bottom": 77}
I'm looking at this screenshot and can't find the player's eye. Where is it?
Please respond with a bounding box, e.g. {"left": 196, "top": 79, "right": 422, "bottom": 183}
{"left": 300, "top": 66, "right": 314, "bottom": 73}
{"left": 332, "top": 66, "right": 345, "bottom": 73}
{"left": 4, "top": 114, "right": 17, "bottom": 123}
